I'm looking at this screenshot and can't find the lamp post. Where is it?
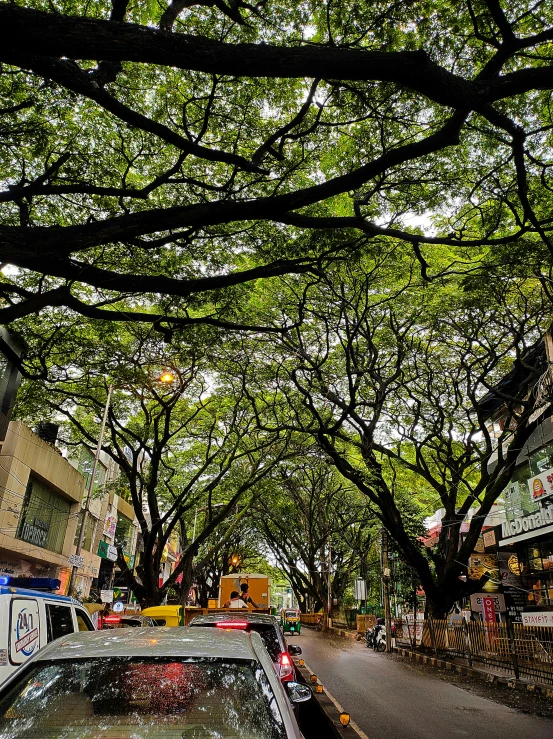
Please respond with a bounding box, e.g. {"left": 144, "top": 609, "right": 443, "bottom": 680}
{"left": 68, "top": 370, "right": 176, "bottom": 597}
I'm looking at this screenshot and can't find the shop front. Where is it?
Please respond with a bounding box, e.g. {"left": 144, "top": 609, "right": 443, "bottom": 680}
{"left": 496, "top": 437, "right": 553, "bottom": 619}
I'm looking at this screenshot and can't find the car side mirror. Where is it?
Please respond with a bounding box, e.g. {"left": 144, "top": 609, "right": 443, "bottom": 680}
{"left": 288, "top": 644, "right": 302, "bottom": 656}
{"left": 285, "top": 682, "right": 312, "bottom": 703}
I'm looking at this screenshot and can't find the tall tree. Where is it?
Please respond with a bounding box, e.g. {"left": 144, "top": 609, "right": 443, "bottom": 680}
{"left": 1, "top": 1, "right": 553, "bottom": 337}
{"left": 238, "top": 255, "right": 550, "bottom": 615}
{"left": 251, "top": 452, "right": 377, "bottom": 613}
{"left": 17, "top": 325, "right": 289, "bottom": 606}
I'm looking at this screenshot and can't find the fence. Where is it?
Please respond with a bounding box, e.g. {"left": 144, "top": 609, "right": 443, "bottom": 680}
{"left": 394, "top": 618, "right": 553, "bottom": 686}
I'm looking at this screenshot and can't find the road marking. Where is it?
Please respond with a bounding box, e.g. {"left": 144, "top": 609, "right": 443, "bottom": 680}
{"left": 301, "top": 660, "right": 370, "bottom": 739}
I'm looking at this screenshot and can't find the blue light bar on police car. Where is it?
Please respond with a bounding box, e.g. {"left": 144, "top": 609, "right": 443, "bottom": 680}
{"left": 0, "top": 576, "right": 61, "bottom": 591}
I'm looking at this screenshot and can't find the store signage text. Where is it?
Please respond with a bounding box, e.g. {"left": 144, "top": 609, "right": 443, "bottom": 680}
{"left": 521, "top": 612, "right": 553, "bottom": 627}
{"left": 501, "top": 507, "right": 553, "bottom": 539}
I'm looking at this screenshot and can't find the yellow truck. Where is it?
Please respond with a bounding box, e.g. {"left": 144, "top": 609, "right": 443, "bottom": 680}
{"left": 218, "top": 574, "right": 270, "bottom": 609}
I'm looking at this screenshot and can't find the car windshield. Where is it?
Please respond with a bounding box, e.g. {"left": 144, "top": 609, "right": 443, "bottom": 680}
{"left": 285, "top": 612, "right": 298, "bottom": 619}
{"left": 0, "top": 657, "right": 287, "bottom": 739}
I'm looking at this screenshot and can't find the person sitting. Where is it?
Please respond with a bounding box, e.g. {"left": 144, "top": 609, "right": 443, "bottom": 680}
{"left": 223, "top": 590, "right": 247, "bottom": 608}
{"left": 240, "top": 582, "right": 260, "bottom": 608}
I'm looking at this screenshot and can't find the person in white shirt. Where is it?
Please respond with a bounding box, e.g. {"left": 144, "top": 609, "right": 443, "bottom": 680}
{"left": 224, "top": 590, "right": 247, "bottom": 608}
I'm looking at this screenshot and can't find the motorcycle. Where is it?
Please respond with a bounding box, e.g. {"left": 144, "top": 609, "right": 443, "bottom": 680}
{"left": 365, "top": 625, "right": 386, "bottom": 652}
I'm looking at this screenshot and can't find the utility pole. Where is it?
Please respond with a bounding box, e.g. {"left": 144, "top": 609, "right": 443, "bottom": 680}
{"left": 381, "top": 528, "right": 392, "bottom": 652}
{"left": 327, "top": 543, "right": 332, "bottom": 620}
{"left": 68, "top": 384, "right": 113, "bottom": 597}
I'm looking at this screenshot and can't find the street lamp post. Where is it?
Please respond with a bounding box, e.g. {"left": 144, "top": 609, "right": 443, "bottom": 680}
{"left": 68, "top": 384, "right": 113, "bottom": 597}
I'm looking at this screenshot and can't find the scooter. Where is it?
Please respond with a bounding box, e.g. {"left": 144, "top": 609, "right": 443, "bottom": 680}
{"left": 365, "top": 625, "right": 386, "bottom": 652}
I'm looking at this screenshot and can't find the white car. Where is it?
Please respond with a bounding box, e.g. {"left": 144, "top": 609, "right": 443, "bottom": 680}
{"left": 0, "top": 626, "right": 311, "bottom": 738}
{"left": 0, "top": 577, "right": 95, "bottom": 687}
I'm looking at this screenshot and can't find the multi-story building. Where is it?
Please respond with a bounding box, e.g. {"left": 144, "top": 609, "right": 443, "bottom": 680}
{"left": 68, "top": 448, "right": 139, "bottom": 601}
{"left": 479, "top": 333, "right": 553, "bottom": 621}
{"left": 0, "top": 421, "right": 85, "bottom": 586}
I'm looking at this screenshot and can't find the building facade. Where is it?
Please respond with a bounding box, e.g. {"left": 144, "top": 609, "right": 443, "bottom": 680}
{"left": 0, "top": 421, "right": 85, "bottom": 584}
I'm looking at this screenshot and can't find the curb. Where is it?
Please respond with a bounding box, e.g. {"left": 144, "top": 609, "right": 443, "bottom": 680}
{"left": 294, "top": 659, "right": 368, "bottom": 738}
{"left": 393, "top": 646, "right": 553, "bottom": 701}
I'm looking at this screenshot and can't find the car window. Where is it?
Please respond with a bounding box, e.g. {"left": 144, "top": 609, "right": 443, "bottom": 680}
{"left": 0, "top": 657, "right": 287, "bottom": 739}
{"left": 75, "top": 610, "right": 95, "bottom": 632}
{"left": 247, "top": 624, "right": 283, "bottom": 662}
{"left": 45, "top": 604, "right": 74, "bottom": 642}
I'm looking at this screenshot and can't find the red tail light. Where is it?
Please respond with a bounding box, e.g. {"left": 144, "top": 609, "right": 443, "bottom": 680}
{"left": 279, "top": 652, "right": 294, "bottom": 681}
{"left": 103, "top": 615, "right": 121, "bottom": 625}
{"left": 215, "top": 621, "right": 248, "bottom": 629}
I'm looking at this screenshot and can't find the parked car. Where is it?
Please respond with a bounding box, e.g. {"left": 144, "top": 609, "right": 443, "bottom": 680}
{"left": 188, "top": 612, "right": 303, "bottom": 685}
{"left": 0, "top": 576, "right": 95, "bottom": 687}
{"left": 0, "top": 626, "right": 311, "bottom": 738}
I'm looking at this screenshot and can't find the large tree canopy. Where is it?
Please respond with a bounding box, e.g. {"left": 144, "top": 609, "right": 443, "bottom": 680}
{"left": 1, "top": 0, "right": 553, "bottom": 338}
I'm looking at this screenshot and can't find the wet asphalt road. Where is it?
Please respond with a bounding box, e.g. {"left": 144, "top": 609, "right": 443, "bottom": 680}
{"left": 294, "top": 628, "right": 553, "bottom": 739}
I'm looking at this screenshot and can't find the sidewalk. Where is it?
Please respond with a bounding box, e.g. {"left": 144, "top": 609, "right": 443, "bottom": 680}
{"left": 305, "top": 624, "right": 553, "bottom": 700}
{"left": 394, "top": 645, "right": 553, "bottom": 700}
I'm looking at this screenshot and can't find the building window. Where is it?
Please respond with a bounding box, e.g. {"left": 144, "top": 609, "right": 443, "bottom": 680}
{"left": 517, "top": 537, "right": 553, "bottom": 607}
{"left": 529, "top": 441, "right": 553, "bottom": 476}
{"left": 16, "top": 475, "right": 71, "bottom": 554}
{"left": 115, "top": 514, "right": 133, "bottom": 550}
{"left": 502, "top": 463, "right": 540, "bottom": 521}
{"left": 77, "top": 446, "right": 106, "bottom": 497}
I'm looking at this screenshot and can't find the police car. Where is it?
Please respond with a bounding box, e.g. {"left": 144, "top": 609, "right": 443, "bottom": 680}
{"left": 0, "top": 576, "right": 95, "bottom": 686}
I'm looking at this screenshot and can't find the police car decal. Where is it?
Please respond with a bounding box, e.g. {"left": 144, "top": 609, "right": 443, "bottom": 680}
{"left": 10, "top": 600, "right": 40, "bottom": 663}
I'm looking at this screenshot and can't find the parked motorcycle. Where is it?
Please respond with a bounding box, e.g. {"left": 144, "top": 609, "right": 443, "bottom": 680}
{"left": 365, "top": 625, "right": 386, "bottom": 652}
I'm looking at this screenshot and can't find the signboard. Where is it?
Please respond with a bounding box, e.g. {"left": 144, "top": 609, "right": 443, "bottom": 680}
{"left": 100, "top": 589, "right": 113, "bottom": 603}
{"left": 527, "top": 467, "right": 553, "bottom": 501}
{"left": 498, "top": 552, "right": 525, "bottom": 623}
{"left": 354, "top": 578, "right": 367, "bottom": 601}
{"left": 468, "top": 554, "right": 499, "bottom": 593}
{"left": 97, "top": 540, "right": 118, "bottom": 561}
{"left": 470, "top": 592, "right": 506, "bottom": 613}
{"left": 522, "top": 612, "right": 553, "bottom": 627}
{"left": 113, "top": 601, "right": 124, "bottom": 613}
{"left": 482, "top": 596, "right": 496, "bottom": 624}
{"left": 482, "top": 530, "right": 496, "bottom": 548}
{"left": 474, "top": 536, "right": 485, "bottom": 553}
{"left": 67, "top": 554, "right": 85, "bottom": 569}
{"left": 499, "top": 506, "right": 553, "bottom": 544}
{"left": 10, "top": 599, "right": 40, "bottom": 665}
{"left": 103, "top": 513, "right": 117, "bottom": 539}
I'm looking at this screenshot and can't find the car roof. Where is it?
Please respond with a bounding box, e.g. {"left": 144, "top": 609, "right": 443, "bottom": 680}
{"left": 188, "top": 612, "right": 279, "bottom": 626}
{"left": 0, "top": 586, "right": 80, "bottom": 604}
{"left": 31, "top": 626, "right": 259, "bottom": 662}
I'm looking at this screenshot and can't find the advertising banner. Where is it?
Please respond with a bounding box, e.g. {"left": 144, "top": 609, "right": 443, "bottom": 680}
{"left": 527, "top": 467, "right": 553, "bottom": 501}
{"left": 482, "top": 596, "right": 496, "bottom": 623}
{"left": 103, "top": 513, "right": 117, "bottom": 539}
{"left": 470, "top": 592, "right": 506, "bottom": 613}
